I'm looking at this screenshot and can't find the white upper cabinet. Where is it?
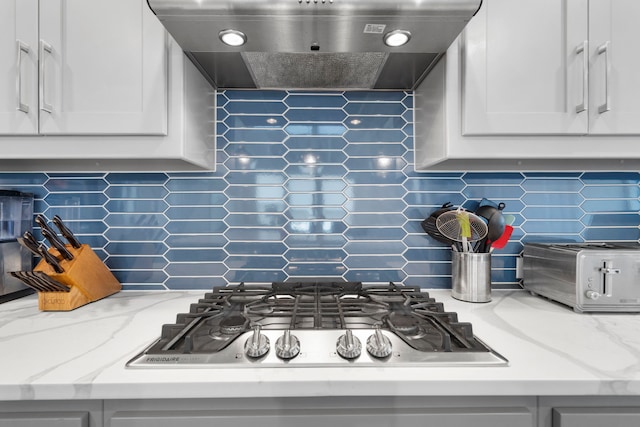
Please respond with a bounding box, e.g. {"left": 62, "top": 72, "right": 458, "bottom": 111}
{"left": 0, "top": 0, "right": 167, "bottom": 135}
{"left": 588, "top": 0, "right": 640, "bottom": 134}
{"left": 414, "top": 0, "right": 640, "bottom": 171}
{"left": 462, "top": 0, "right": 640, "bottom": 136}
{"left": 463, "top": 0, "right": 588, "bottom": 135}
{"left": 0, "top": 0, "right": 215, "bottom": 171}
{"left": 0, "top": 0, "right": 38, "bottom": 134}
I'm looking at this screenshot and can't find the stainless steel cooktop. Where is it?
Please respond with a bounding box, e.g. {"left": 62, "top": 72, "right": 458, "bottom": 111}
{"left": 127, "top": 280, "right": 507, "bottom": 368}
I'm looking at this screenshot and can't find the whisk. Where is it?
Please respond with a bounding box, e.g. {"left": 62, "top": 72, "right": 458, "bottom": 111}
{"left": 435, "top": 208, "right": 488, "bottom": 252}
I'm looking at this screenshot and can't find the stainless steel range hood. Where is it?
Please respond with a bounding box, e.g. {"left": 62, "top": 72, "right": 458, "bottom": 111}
{"left": 146, "top": 0, "right": 482, "bottom": 90}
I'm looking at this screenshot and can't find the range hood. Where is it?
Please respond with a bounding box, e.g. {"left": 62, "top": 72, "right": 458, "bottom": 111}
{"left": 146, "top": 0, "right": 482, "bottom": 90}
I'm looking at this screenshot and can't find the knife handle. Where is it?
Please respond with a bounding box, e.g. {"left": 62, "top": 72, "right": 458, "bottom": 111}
{"left": 37, "top": 243, "right": 64, "bottom": 273}
{"left": 41, "top": 228, "right": 74, "bottom": 260}
{"left": 52, "top": 215, "right": 82, "bottom": 249}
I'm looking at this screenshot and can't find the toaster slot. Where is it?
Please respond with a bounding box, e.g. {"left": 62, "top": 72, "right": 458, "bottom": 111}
{"left": 598, "top": 260, "right": 621, "bottom": 297}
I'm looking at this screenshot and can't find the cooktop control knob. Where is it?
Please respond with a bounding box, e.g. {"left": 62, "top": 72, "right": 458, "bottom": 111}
{"left": 245, "top": 325, "right": 270, "bottom": 358}
{"left": 366, "top": 326, "right": 392, "bottom": 359}
{"left": 336, "top": 329, "right": 362, "bottom": 359}
{"left": 585, "top": 290, "right": 601, "bottom": 300}
{"left": 275, "top": 329, "right": 300, "bottom": 360}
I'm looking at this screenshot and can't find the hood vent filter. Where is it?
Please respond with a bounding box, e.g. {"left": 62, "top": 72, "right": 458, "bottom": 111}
{"left": 243, "top": 52, "right": 388, "bottom": 90}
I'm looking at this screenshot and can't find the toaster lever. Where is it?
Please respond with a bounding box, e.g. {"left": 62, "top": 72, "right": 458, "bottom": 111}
{"left": 599, "top": 260, "right": 620, "bottom": 297}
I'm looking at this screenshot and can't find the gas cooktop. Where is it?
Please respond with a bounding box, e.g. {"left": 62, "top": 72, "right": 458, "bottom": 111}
{"left": 126, "top": 281, "right": 507, "bottom": 368}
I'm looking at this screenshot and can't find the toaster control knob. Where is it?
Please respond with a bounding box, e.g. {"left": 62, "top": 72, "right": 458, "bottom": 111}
{"left": 585, "top": 290, "right": 601, "bottom": 300}
{"left": 275, "top": 329, "right": 300, "bottom": 360}
{"left": 336, "top": 329, "right": 362, "bottom": 360}
{"left": 245, "top": 325, "right": 270, "bottom": 358}
{"left": 366, "top": 326, "right": 392, "bottom": 359}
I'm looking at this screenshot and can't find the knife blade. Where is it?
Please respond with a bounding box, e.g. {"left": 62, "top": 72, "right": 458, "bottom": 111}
{"left": 32, "top": 271, "right": 70, "bottom": 292}
{"left": 25, "top": 271, "right": 54, "bottom": 292}
{"left": 37, "top": 243, "right": 64, "bottom": 273}
{"left": 18, "top": 232, "right": 41, "bottom": 256}
{"left": 51, "top": 215, "right": 82, "bottom": 249}
{"left": 41, "top": 227, "right": 74, "bottom": 261}
{"left": 10, "top": 271, "right": 44, "bottom": 292}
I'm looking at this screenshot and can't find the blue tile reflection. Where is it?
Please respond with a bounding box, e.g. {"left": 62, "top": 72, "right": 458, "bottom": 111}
{"left": 45, "top": 193, "right": 108, "bottom": 206}
{"left": 344, "top": 102, "right": 406, "bottom": 116}
{"left": 166, "top": 249, "right": 227, "bottom": 262}
{"left": 286, "top": 263, "right": 346, "bottom": 277}
{"left": 344, "top": 241, "right": 407, "bottom": 255}
{"left": 106, "top": 186, "right": 168, "bottom": 199}
{"left": 224, "top": 115, "right": 287, "bottom": 128}
{"left": 225, "top": 256, "right": 287, "bottom": 269}
{"left": 105, "top": 227, "right": 168, "bottom": 242}
{"left": 285, "top": 136, "right": 347, "bottom": 150}
{"left": 285, "top": 109, "right": 346, "bottom": 122}
{"left": 284, "top": 123, "right": 346, "bottom": 136}
{"left": 285, "top": 94, "right": 347, "bottom": 108}
{"left": 284, "top": 249, "right": 346, "bottom": 262}
{"left": 45, "top": 178, "right": 108, "bottom": 192}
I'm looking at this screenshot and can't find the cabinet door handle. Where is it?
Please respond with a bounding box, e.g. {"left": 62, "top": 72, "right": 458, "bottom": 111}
{"left": 575, "top": 41, "right": 588, "bottom": 113}
{"left": 16, "top": 41, "right": 30, "bottom": 113}
{"left": 39, "top": 40, "right": 53, "bottom": 113}
{"left": 597, "top": 41, "right": 611, "bottom": 114}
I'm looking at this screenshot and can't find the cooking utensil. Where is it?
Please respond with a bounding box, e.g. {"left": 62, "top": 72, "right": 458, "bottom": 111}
{"left": 52, "top": 215, "right": 82, "bottom": 249}
{"left": 421, "top": 202, "right": 456, "bottom": 245}
{"left": 457, "top": 211, "right": 472, "bottom": 252}
{"left": 503, "top": 214, "right": 516, "bottom": 226}
{"left": 436, "top": 208, "right": 488, "bottom": 252}
{"left": 490, "top": 225, "right": 513, "bottom": 251}
{"left": 475, "top": 202, "right": 506, "bottom": 252}
{"left": 475, "top": 203, "right": 506, "bottom": 240}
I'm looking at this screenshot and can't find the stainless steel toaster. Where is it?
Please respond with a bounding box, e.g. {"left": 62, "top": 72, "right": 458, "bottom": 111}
{"left": 522, "top": 242, "right": 640, "bottom": 313}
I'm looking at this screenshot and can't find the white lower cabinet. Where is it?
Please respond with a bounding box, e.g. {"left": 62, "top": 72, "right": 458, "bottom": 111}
{"left": 0, "top": 400, "right": 102, "bottom": 427}
{"left": 103, "top": 397, "right": 536, "bottom": 427}
{"left": 5, "top": 395, "right": 640, "bottom": 427}
{"left": 552, "top": 408, "right": 640, "bottom": 427}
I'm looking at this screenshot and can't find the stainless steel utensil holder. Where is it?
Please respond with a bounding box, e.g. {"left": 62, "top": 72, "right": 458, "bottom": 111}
{"left": 451, "top": 251, "right": 491, "bottom": 303}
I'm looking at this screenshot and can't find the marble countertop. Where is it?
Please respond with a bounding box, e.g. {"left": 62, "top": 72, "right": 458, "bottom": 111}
{"left": 1, "top": 289, "right": 640, "bottom": 401}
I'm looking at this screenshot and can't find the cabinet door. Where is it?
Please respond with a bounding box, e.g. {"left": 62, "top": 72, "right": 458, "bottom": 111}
{"left": 0, "top": 412, "right": 89, "bottom": 427}
{"left": 553, "top": 407, "right": 640, "bottom": 427}
{"left": 462, "top": 0, "right": 589, "bottom": 135}
{"left": 108, "top": 409, "right": 533, "bottom": 427}
{"left": 588, "top": 0, "right": 640, "bottom": 134}
{"left": 0, "top": 0, "right": 38, "bottom": 134}
{"left": 38, "top": 0, "right": 167, "bottom": 135}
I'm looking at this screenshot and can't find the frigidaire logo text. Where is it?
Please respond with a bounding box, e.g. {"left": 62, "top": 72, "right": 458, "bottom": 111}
{"left": 147, "top": 356, "right": 180, "bottom": 363}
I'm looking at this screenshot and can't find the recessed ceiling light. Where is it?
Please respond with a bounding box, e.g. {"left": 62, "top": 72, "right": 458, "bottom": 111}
{"left": 383, "top": 30, "right": 411, "bottom": 47}
{"left": 219, "top": 29, "right": 247, "bottom": 47}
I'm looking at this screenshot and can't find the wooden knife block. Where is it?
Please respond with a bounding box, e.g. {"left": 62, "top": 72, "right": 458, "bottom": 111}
{"left": 34, "top": 244, "right": 121, "bottom": 311}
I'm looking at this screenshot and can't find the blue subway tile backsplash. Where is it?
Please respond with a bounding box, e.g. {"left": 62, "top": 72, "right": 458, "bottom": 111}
{"left": 1, "top": 90, "right": 640, "bottom": 290}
